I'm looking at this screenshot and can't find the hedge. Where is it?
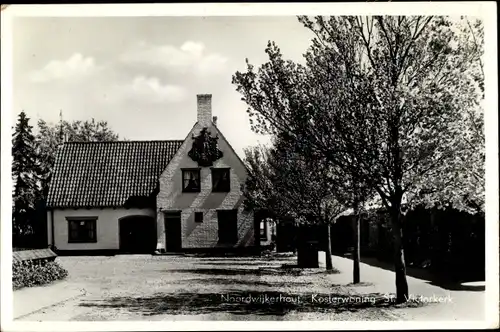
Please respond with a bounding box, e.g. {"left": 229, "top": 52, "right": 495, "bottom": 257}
{"left": 13, "top": 259, "right": 68, "bottom": 290}
{"left": 330, "top": 206, "right": 485, "bottom": 281}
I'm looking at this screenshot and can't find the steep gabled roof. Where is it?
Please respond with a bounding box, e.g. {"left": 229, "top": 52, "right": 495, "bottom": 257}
{"left": 47, "top": 140, "right": 183, "bottom": 208}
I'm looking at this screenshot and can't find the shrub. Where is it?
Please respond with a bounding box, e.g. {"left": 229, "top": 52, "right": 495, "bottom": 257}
{"left": 12, "top": 259, "right": 68, "bottom": 290}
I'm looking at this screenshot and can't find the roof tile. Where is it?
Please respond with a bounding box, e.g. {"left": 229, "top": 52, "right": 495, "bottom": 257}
{"left": 47, "top": 140, "right": 183, "bottom": 208}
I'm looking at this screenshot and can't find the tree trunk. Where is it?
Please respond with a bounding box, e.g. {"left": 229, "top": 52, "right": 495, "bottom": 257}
{"left": 353, "top": 202, "right": 361, "bottom": 284}
{"left": 391, "top": 205, "right": 409, "bottom": 303}
{"left": 325, "top": 225, "right": 333, "bottom": 270}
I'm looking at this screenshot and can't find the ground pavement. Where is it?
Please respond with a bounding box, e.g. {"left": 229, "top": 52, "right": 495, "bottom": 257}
{"left": 11, "top": 252, "right": 485, "bottom": 322}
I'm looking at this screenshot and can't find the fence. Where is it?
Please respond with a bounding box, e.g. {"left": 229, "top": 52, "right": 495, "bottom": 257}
{"left": 330, "top": 207, "right": 485, "bottom": 281}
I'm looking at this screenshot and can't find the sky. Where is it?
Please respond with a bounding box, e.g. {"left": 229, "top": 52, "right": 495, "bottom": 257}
{"left": 12, "top": 16, "right": 316, "bottom": 158}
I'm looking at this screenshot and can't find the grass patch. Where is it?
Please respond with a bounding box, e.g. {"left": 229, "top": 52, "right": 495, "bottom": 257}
{"left": 13, "top": 259, "right": 68, "bottom": 290}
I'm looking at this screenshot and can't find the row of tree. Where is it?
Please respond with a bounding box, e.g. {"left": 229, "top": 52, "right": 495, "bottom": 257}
{"left": 233, "top": 16, "right": 484, "bottom": 303}
{"left": 12, "top": 112, "right": 119, "bottom": 248}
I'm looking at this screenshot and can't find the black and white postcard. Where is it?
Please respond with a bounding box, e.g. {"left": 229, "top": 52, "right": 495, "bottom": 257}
{"left": 1, "top": 2, "right": 498, "bottom": 331}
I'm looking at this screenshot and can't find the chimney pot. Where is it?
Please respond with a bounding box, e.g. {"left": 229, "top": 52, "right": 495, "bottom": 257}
{"left": 197, "top": 94, "right": 212, "bottom": 127}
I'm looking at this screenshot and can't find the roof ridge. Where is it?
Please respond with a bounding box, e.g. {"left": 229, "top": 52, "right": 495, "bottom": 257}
{"left": 63, "top": 140, "right": 184, "bottom": 145}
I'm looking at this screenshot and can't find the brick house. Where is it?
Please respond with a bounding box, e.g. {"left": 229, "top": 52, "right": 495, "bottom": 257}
{"left": 46, "top": 94, "right": 271, "bottom": 254}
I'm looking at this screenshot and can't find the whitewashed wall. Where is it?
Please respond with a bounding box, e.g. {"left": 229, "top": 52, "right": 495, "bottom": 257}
{"left": 49, "top": 208, "right": 155, "bottom": 250}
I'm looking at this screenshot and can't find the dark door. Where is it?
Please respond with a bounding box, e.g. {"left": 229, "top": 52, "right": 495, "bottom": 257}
{"left": 217, "top": 209, "right": 238, "bottom": 244}
{"left": 119, "top": 216, "right": 156, "bottom": 254}
{"left": 164, "top": 211, "right": 182, "bottom": 252}
{"left": 276, "top": 221, "right": 297, "bottom": 253}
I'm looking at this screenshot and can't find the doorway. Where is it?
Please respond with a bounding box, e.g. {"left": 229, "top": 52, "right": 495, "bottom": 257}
{"left": 119, "top": 215, "right": 156, "bottom": 254}
{"left": 164, "top": 211, "right": 182, "bottom": 252}
{"left": 217, "top": 209, "right": 238, "bottom": 244}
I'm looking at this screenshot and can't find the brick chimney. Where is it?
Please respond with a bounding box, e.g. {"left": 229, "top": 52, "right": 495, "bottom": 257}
{"left": 197, "top": 94, "right": 212, "bottom": 127}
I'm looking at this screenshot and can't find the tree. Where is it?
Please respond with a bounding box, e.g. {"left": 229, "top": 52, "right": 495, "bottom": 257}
{"left": 233, "top": 16, "right": 484, "bottom": 302}
{"left": 244, "top": 134, "right": 348, "bottom": 270}
{"left": 409, "top": 17, "right": 485, "bottom": 215}
{"left": 11, "top": 112, "right": 122, "bottom": 248}
{"left": 276, "top": 131, "right": 374, "bottom": 280}
{"left": 340, "top": 16, "right": 483, "bottom": 301}
{"left": 234, "top": 40, "right": 374, "bottom": 282}
{"left": 59, "top": 118, "right": 121, "bottom": 143}
{"left": 12, "top": 111, "right": 40, "bottom": 244}
{"left": 243, "top": 145, "right": 281, "bottom": 216}
{"left": 36, "top": 118, "right": 120, "bottom": 198}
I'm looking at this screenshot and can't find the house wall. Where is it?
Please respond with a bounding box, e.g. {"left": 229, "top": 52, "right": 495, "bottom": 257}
{"left": 156, "top": 121, "right": 254, "bottom": 250}
{"left": 47, "top": 210, "right": 53, "bottom": 246}
{"left": 51, "top": 208, "right": 155, "bottom": 251}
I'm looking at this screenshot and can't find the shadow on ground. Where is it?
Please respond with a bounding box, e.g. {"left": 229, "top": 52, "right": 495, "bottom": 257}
{"left": 346, "top": 282, "right": 376, "bottom": 287}
{"left": 193, "top": 253, "right": 297, "bottom": 261}
{"left": 425, "top": 281, "right": 485, "bottom": 291}
{"left": 351, "top": 256, "right": 486, "bottom": 292}
{"left": 79, "top": 290, "right": 426, "bottom": 317}
{"left": 196, "top": 261, "right": 287, "bottom": 267}
{"left": 166, "top": 267, "right": 336, "bottom": 277}
{"left": 168, "top": 277, "right": 315, "bottom": 287}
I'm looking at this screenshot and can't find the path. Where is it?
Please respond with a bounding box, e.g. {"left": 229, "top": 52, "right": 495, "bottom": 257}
{"left": 13, "top": 280, "right": 86, "bottom": 319}
{"left": 318, "top": 252, "right": 485, "bottom": 321}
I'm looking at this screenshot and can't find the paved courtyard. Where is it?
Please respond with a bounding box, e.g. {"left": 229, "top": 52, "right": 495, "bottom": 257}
{"left": 14, "top": 253, "right": 485, "bottom": 321}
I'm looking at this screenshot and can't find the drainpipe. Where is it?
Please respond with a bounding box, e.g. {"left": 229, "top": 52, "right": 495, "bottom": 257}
{"left": 50, "top": 208, "right": 55, "bottom": 251}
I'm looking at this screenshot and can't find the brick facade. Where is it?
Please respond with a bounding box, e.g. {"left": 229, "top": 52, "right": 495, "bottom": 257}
{"left": 197, "top": 94, "right": 213, "bottom": 127}
{"left": 156, "top": 95, "right": 255, "bottom": 251}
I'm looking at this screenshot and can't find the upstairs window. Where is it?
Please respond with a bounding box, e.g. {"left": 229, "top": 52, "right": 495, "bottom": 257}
{"left": 182, "top": 169, "right": 201, "bottom": 192}
{"left": 67, "top": 217, "right": 97, "bottom": 243}
{"left": 212, "top": 168, "right": 230, "bottom": 192}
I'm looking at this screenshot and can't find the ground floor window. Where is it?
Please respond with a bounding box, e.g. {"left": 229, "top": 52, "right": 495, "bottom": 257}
{"left": 217, "top": 209, "right": 238, "bottom": 244}
{"left": 66, "top": 217, "right": 97, "bottom": 243}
